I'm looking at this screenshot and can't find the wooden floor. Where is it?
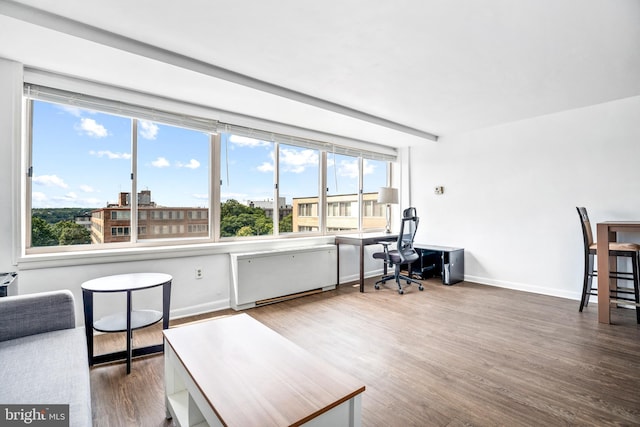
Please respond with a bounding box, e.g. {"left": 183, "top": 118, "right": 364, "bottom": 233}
{"left": 90, "top": 278, "right": 640, "bottom": 426}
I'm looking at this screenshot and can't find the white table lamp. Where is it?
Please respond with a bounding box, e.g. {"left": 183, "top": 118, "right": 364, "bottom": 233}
{"left": 377, "top": 187, "right": 398, "bottom": 233}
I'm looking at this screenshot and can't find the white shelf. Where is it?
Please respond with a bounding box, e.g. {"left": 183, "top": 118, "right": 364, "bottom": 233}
{"left": 93, "top": 309, "right": 162, "bottom": 332}
{"left": 167, "top": 389, "right": 210, "bottom": 427}
{"left": 167, "top": 390, "right": 189, "bottom": 425}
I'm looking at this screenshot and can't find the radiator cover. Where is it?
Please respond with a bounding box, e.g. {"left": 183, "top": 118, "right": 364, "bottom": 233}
{"left": 230, "top": 245, "right": 337, "bottom": 310}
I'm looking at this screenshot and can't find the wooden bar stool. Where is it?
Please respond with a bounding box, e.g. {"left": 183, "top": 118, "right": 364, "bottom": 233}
{"left": 577, "top": 207, "right": 640, "bottom": 323}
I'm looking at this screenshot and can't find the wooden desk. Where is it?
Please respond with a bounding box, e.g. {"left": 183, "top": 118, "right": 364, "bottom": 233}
{"left": 596, "top": 222, "right": 640, "bottom": 324}
{"left": 81, "top": 272, "right": 172, "bottom": 374}
{"left": 335, "top": 232, "right": 397, "bottom": 292}
{"left": 163, "top": 314, "right": 365, "bottom": 427}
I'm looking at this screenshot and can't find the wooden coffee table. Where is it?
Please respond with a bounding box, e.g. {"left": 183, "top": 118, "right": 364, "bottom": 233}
{"left": 163, "top": 314, "right": 365, "bottom": 426}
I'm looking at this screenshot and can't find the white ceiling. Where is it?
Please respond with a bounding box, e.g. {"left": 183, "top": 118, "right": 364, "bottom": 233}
{"left": 0, "top": 0, "right": 639, "bottom": 148}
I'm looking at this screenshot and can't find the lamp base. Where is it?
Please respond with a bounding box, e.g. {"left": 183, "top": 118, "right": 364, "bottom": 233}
{"left": 385, "top": 204, "right": 392, "bottom": 233}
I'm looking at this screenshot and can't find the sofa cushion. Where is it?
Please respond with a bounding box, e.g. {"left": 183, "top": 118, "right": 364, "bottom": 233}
{"left": 0, "top": 327, "right": 92, "bottom": 427}
{"left": 0, "top": 290, "right": 76, "bottom": 342}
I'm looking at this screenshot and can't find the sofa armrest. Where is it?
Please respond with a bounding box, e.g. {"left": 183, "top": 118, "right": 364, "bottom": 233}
{"left": 0, "top": 290, "right": 76, "bottom": 342}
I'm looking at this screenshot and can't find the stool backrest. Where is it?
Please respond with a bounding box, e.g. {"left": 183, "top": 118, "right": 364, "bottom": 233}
{"left": 577, "top": 207, "right": 594, "bottom": 249}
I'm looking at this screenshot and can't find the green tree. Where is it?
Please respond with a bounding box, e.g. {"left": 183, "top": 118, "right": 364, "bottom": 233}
{"left": 254, "top": 216, "right": 273, "bottom": 235}
{"left": 279, "top": 214, "right": 292, "bottom": 233}
{"left": 31, "top": 216, "right": 57, "bottom": 246}
{"left": 219, "top": 199, "right": 274, "bottom": 237}
{"left": 236, "top": 225, "right": 255, "bottom": 236}
{"left": 220, "top": 199, "right": 249, "bottom": 218}
{"left": 52, "top": 220, "right": 91, "bottom": 245}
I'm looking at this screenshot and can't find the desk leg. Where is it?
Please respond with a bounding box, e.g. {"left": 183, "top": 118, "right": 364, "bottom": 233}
{"left": 359, "top": 243, "right": 365, "bottom": 293}
{"left": 162, "top": 281, "right": 172, "bottom": 330}
{"left": 336, "top": 243, "right": 341, "bottom": 286}
{"left": 596, "top": 224, "right": 612, "bottom": 324}
{"left": 126, "top": 290, "right": 132, "bottom": 375}
{"left": 82, "top": 289, "right": 94, "bottom": 366}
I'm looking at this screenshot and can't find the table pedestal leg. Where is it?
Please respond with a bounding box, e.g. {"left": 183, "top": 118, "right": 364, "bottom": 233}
{"left": 359, "top": 244, "right": 365, "bottom": 292}
{"left": 126, "top": 290, "right": 132, "bottom": 374}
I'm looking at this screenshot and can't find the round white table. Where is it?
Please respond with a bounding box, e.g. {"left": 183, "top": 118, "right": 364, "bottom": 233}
{"left": 81, "top": 273, "right": 172, "bottom": 374}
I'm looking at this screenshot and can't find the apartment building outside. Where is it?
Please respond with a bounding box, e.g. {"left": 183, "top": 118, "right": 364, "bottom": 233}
{"left": 293, "top": 192, "right": 386, "bottom": 232}
{"left": 247, "top": 197, "right": 292, "bottom": 221}
{"left": 90, "top": 190, "right": 208, "bottom": 243}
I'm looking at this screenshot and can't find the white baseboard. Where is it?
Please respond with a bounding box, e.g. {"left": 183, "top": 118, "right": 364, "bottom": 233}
{"left": 169, "top": 298, "right": 230, "bottom": 320}
{"left": 464, "top": 275, "right": 581, "bottom": 301}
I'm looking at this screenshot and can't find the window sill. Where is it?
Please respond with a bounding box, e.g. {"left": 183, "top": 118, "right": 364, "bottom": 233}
{"left": 18, "top": 236, "right": 335, "bottom": 270}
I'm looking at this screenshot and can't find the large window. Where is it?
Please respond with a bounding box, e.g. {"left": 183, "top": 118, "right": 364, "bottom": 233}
{"left": 279, "top": 143, "right": 319, "bottom": 234}
{"left": 136, "top": 121, "right": 210, "bottom": 241}
{"left": 24, "top": 84, "right": 396, "bottom": 253}
{"left": 362, "top": 159, "right": 388, "bottom": 230}
{"left": 27, "top": 98, "right": 213, "bottom": 250}
{"left": 326, "top": 153, "right": 359, "bottom": 232}
{"left": 30, "top": 100, "right": 132, "bottom": 246}
{"left": 219, "top": 132, "right": 275, "bottom": 237}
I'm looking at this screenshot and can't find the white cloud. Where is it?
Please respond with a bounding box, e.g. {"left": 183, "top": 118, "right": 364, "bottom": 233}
{"left": 56, "top": 104, "right": 97, "bottom": 117}
{"left": 255, "top": 150, "right": 275, "bottom": 173}
{"left": 85, "top": 197, "right": 102, "bottom": 206}
{"left": 229, "top": 135, "right": 271, "bottom": 148}
{"left": 192, "top": 193, "right": 208, "bottom": 200}
{"left": 152, "top": 157, "right": 170, "bottom": 168}
{"left": 32, "top": 174, "right": 68, "bottom": 188}
{"left": 32, "top": 191, "right": 48, "bottom": 202}
{"left": 31, "top": 193, "right": 104, "bottom": 209}
{"left": 177, "top": 159, "right": 200, "bottom": 169}
{"left": 89, "top": 150, "right": 131, "bottom": 159}
{"left": 139, "top": 120, "right": 159, "bottom": 140}
{"left": 58, "top": 105, "right": 83, "bottom": 117}
{"left": 280, "top": 148, "right": 318, "bottom": 173}
{"left": 80, "top": 184, "right": 95, "bottom": 193}
{"left": 220, "top": 192, "right": 247, "bottom": 201}
{"left": 362, "top": 159, "right": 377, "bottom": 176}
{"left": 257, "top": 162, "right": 274, "bottom": 172}
{"left": 338, "top": 159, "right": 359, "bottom": 179}
{"left": 76, "top": 118, "right": 108, "bottom": 138}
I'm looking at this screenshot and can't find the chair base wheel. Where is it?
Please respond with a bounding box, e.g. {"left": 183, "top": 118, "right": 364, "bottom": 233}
{"left": 398, "top": 289, "right": 404, "bottom": 295}
{"left": 419, "top": 285, "right": 424, "bottom": 291}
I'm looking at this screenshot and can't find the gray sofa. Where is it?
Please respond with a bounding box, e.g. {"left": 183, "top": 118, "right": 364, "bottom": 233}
{"left": 0, "top": 290, "right": 92, "bottom": 426}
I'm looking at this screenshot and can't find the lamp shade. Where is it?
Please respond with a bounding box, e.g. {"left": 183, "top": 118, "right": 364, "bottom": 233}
{"left": 377, "top": 187, "right": 398, "bottom": 204}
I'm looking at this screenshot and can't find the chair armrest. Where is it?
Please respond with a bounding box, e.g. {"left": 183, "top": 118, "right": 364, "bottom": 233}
{"left": 0, "top": 290, "right": 76, "bottom": 342}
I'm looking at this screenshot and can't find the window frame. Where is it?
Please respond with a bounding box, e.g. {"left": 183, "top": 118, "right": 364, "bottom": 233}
{"left": 22, "top": 81, "right": 396, "bottom": 255}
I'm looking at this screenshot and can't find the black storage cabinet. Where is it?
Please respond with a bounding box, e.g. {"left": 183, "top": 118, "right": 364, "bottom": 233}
{"left": 411, "top": 245, "right": 464, "bottom": 285}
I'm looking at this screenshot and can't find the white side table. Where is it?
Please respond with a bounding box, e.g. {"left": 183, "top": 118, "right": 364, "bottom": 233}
{"left": 81, "top": 273, "right": 172, "bottom": 374}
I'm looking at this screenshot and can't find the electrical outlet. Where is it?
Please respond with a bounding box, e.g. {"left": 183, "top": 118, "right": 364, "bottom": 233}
{"left": 195, "top": 267, "right": 203, "bottom": 279}
{"left": 434, "top": 186, "right": 444, "bottom": 195}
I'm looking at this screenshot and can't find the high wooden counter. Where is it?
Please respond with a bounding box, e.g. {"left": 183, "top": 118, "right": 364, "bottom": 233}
{"left": 163, "top": 313, "right": 365, "bottom": 426}
{"left": 596, "top": 221, "right": 640, "bottom": 324}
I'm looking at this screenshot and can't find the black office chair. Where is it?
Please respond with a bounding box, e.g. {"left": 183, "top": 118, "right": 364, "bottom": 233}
{"left": 576, "top": 207, "right": 640, "bottom": 323}
{"left": 373, "top": 207, "right": 424, "bottom": 294}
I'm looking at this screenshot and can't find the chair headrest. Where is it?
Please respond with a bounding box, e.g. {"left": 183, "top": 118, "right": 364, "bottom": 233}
{"left": 403, "top": 207, "right": 417, "bottom": 219}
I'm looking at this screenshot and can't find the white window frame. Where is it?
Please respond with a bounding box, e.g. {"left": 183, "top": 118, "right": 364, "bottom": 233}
{"left": 21, "top": 73, "right": 397, "bottom": 256}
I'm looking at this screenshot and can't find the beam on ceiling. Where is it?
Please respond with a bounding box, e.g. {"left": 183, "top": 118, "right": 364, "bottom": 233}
{"left": 0, "top": 0, "right": 439, "bottom": 141}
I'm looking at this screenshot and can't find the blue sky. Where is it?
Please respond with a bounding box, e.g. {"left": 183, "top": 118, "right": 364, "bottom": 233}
{"left": 31, "top": 100, "right": 386, "bottom": 209}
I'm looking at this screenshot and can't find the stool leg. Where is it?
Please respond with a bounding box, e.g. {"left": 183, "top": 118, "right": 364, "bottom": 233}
{"left": 634, "top": 253, "right": 640, "bottom": 324}
{"left": 580, "top": 253, "right": 594, "bottom": 311}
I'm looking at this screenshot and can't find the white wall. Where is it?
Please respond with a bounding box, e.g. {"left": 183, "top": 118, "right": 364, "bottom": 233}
{"left": 0, "top": 59, "right": 21, "bottom": 271}
{"left": 410, "top": 95, "right": 640, "bottom": 299}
